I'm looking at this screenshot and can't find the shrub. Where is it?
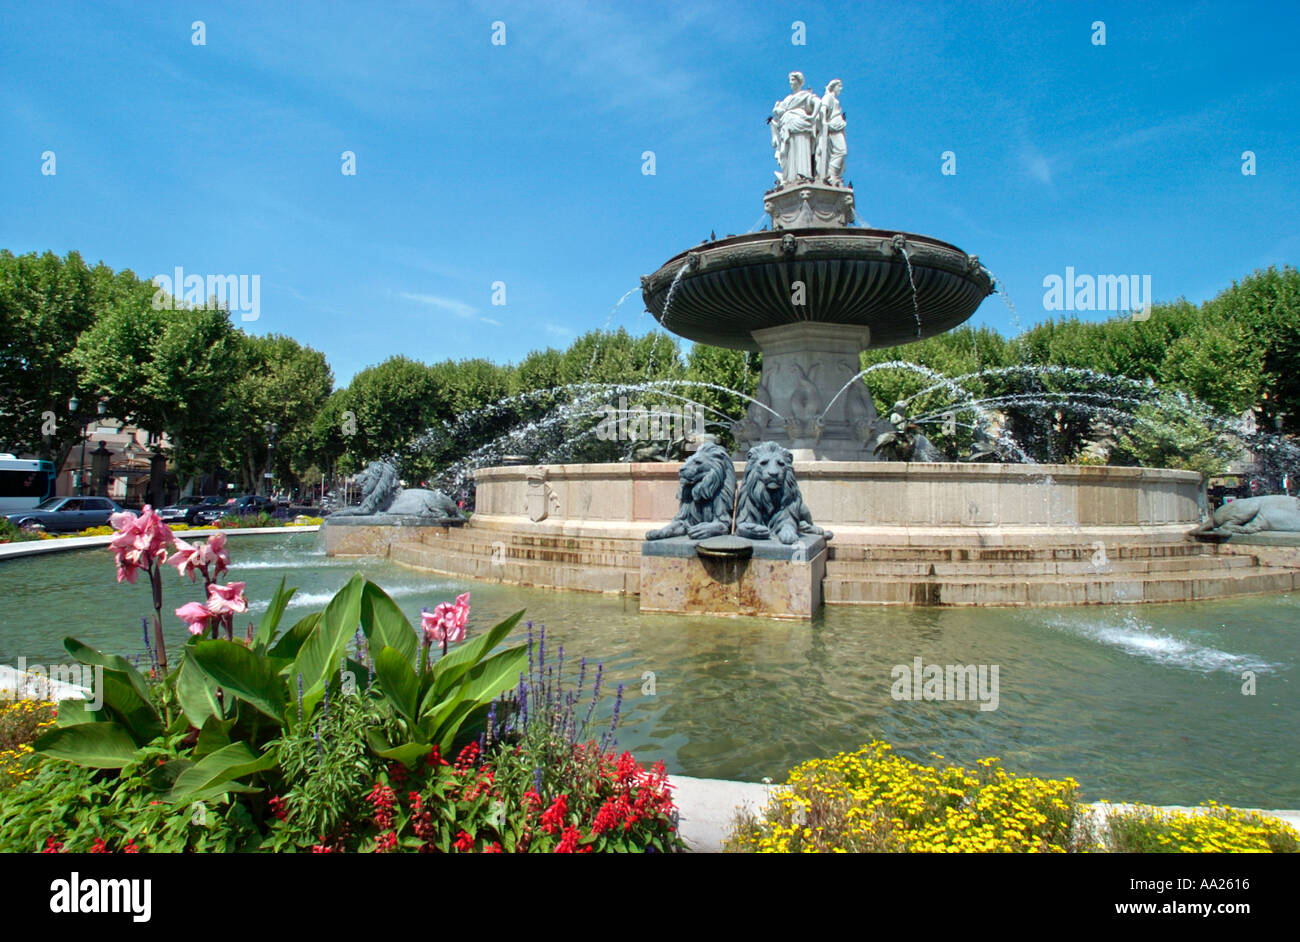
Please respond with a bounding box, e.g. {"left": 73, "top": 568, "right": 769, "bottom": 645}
{"left": 0, "top": 518, "right": 48, "bottom": 543}
{"left": 726, "top": 741, "right": 1086, "bottom": 853}
{"left": 0, "top": 700, "right": 57, "bottom": 787}
{"left": 1102, "top": 802, "right": 1299, "bottom": 853}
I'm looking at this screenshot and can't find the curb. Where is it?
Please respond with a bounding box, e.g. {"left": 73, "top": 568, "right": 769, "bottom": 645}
{"left": 0, "top": 526, "right": 321, "bottom": 560}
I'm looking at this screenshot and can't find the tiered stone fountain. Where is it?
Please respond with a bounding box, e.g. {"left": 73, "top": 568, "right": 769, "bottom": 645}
{"left": 330, "top": 72, "right": 1299, "bottom": 611}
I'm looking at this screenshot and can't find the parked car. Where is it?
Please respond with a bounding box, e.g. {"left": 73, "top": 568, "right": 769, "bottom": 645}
{"left": 158, "top": 495, "right": 227, "bottom": 525}
{"left": 3, "top": 496, "right": 127, "bottom": 533}
{"left": 193, "top": 494, "right": 277, "bottom": 524}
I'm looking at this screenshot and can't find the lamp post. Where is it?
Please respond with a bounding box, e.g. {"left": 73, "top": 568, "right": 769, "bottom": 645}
{"left": 263, "top": 422, "right": 279, "bottom": 498}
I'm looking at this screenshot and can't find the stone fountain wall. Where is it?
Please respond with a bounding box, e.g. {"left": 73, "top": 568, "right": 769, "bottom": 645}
{"left": 470, "top": 461, "right": 1204, "bottom": 544}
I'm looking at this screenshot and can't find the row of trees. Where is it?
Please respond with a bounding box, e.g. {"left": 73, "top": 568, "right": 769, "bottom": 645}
{"left": 0, "top": 251, "right": 332, "bottom": 493}
{"left": 3, "top": 248, "right": 1296, "bottom": 494}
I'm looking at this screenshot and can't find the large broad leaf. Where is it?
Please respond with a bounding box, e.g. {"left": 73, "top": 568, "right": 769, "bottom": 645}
{"left": 269, "top": 612, "right": 320, "bottom": 661}
{"left": 176, "top": 654, "right": 225, "bottom": 729}
{"left": 461, "top": 645, "right": 528, "bottom": 706}
{"left": 95, "top": 668, "right": 164, "bottom": 746}
{"left": 34, "top": 722, "right": 140, "bottom": 768}
{"left": 194, "top": 716, "right": 236, "bottom": 759}
{"left": 54, "top": 697, "right": 109, "bottom": 727}
{"left": 433, "top": 700, "right": 481, "bottom": 754}
{"left": 291, "top": 573, "right": 363, "bottom": 695}
{"left": 360, "top": 580, "right": 418, "bottom": 665}
{"left": 168, "top": 741, "right": 278, "bottom": 805}
{"left": 373, "top": 646, "right": 421, "bottom": 730}
{"left": 63, "top": 637, "right": 153, "bottom": 707}
{"left": 365, "top": 729, "right": 432, "bottom": 766}
{"left": 430, "top": 610, "right": 525, "bottom": 700}
{"left": 189, "top": 641, "right": 286, "bottom": 725}
{"left": 254, "top": 577, "right": 297, "bottom": 652}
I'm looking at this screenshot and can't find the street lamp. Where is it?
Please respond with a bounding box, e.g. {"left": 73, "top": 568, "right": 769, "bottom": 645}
{"left": 263, "top": 422, "right": 279, "bottom": 498}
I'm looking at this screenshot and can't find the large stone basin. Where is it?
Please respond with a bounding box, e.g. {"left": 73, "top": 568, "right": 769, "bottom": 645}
{"left": 640, "top": 228, "right": 993, "bottom": 350}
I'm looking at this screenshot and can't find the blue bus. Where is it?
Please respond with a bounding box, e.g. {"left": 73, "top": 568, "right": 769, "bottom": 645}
{"left": 0, "top": 455, "right": 58, "bottom": 513}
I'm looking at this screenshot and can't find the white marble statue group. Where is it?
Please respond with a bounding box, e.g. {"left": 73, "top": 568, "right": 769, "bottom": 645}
{"left": 769, "top": 72, "right": 847, "bottom": 187}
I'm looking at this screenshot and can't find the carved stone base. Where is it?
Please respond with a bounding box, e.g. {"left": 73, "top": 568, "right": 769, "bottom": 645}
{"left": 639, "top": 535, "right": 827, "bottom": 619}
{"left": 731, "top": 323, "right": 880, "bottom": 461}
{"left": 764, "top": 182, "right": 856, "bottom": 229}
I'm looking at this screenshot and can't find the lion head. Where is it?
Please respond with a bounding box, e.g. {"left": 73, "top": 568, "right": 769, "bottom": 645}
{"left": 645, "top": 442, "right": 735, "bottom": 541}
{"left": 354, "top": 460, "right": 402, "bottom": 514}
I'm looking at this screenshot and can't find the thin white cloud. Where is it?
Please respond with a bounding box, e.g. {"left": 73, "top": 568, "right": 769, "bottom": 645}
{"left": 1022, "top": 146, "right": 1052, "bottom": 185}
{"left": 400, "top": 292, "right": 479, "bottom": 319}
{"left": 544, "top": 323, "right": 574, "bottom": 338}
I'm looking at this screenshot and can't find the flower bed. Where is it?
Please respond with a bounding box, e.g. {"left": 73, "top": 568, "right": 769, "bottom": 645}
{"left": 0, "top": 505, "right": 681, "bottom": 853}
{"left": 726, "top": 741, "right": 1299, "bottom": 853}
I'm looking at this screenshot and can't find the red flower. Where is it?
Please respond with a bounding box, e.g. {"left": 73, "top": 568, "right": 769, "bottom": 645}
{"left": 368, "top": 782, "right": 397, "bottom": 831}
{"left": 311, "top": 844, "right": 334, "bottom": 853}
{"left": 426, "top": 745, "right": 450, "bottom": 767}
{"left": 42, "top": 837, "right": 63, "bottom": 853}
{"left": 454, "top": 830, "right": 474, "bottom": 852}
{"left": 540, "top": 794, "right": 569, "bottom": 834}
{"left": 122, "top": 839, "right": 139, "bottom": 853}
{"left": 374, "top": 831, "right": 398, "bottom": 853}
{"left": 554, "top": 826, "right": 581, "bottom": 853}
{"left": 268, "top": 796, "right": 288, "bottom": 821}
{"left": 90, "top": 837, "right": 108, "bottom": 853}
{"left": 483, "top": 842, "right": 503, "bottom": 853}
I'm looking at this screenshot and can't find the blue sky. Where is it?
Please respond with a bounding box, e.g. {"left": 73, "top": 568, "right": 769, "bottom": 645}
{"left": 2, "top": 0, "right": 1297, "bottom": 385}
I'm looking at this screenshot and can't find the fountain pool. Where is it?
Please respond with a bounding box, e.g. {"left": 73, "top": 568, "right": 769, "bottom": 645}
{"left": 2, "top": 532, "right": 1296, "bottom": 808}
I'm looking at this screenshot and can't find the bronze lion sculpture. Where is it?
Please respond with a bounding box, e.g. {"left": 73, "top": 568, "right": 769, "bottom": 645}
{"left": 645, "top": 442, "right": 735, "bottom": 540}
{"left": 1193, "top": 494, "right": 1300, "bottom": 535}
{"left": 734, "top": 442, "right": 833, "bottom": 544}
{"left": 332, "top": 460, "right": 464, "bottom": 519}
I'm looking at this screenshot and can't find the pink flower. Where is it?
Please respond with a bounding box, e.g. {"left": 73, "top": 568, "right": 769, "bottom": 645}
{"left": 176, "top": 601, "right": 214, "bottom": 635}
{"left": 421, "top": 604, "right": 453, "bottom": 644}
{"left": 197, "top": 531, "right": 229, "bottom": 577}
{"left": 421, "top": 593, "right": 470, "bottom": 645}
{"left": 167, "top": 536, "right": 201, "bottom": 582}
{"left": 206, "top": 582, "right": 249, "bottom": 616}
{"left": 109, "top": 505, "right": 175, "bottom": 582}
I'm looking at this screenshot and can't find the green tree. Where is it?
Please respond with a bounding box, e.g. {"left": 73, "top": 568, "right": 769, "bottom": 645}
{"left": 0, "top": 250, "right": 102, "bottom": 464}
{"left": 229, "top": 334, "right": 334, "bottom": 492}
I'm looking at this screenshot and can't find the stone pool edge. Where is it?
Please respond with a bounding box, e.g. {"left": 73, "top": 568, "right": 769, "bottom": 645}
{"left": 0, "top": 525, "right": 321, "bottom": 560}
{"left": 669, "top": 775, "right": 1300, "bottom": 853}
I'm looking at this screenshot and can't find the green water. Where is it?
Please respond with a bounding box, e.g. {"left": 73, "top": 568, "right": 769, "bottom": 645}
{"left": 2, "top": 532, "right": 1297, "bottom": 807}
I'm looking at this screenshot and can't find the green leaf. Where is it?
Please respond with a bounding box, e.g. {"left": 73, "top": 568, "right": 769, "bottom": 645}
{"left": 291, "top": 572, "right": 363, "bottom": 695}
{"left": 168, "top": 741, "right": 278, "bottom": 805}
{"left": 269, "top": 612, "right": 320, "bottom": 661}
{"left": 33, "top": 722, "right": 140, "bottom": 768}
{"left": 54, "top": 697, "right": 109, "bottom": 727}
{"left": 461, "top": 645, "right": 528, "bottom": 706}
{"left": 365, "top": 729, "right": 431, "bottom": 766}
{"left": 254, "top": 577, "right": 297, "bottom": 652}
{"left": 431, "top": 610, "right": 525, "bottom": 699}
{"left": 361, "top": 579, "right": 417, "bottom": 664}
{"left": 62, "top": 637, "right": 153, "bottom": 706}
{"left": 96, "top": 668, "right": 164, "bottom": 746}
{"left": 194, "top": 716, "right": 236, "bottom": 758}
{"left": 189, "top": 640, "right": 286, "bottom": 725}
{"left": 373, "top": 646, "right": 421, "bottom": 729}
{"left": 176, "top": 654, "right": 225, "bottom": 729}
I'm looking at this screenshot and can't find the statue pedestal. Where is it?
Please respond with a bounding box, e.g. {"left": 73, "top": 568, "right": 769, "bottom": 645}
{"left": 639, "top": 535, "right": 827, "bottom": 619}
{"left": 764, "top": 182, "right": 856, "bottom": 229}
{"left": 733, "top": 323, "right": 881, "bottom": 461}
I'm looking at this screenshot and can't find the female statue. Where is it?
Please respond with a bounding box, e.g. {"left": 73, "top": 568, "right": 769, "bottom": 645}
{"left": 770, "top": 72, "right": 819, "bottom": 185}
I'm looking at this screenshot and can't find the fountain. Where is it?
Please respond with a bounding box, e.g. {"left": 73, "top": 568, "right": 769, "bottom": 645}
{"left": 640, "top": 72, "right": 991, "bottom": 461}
{"left": 326, "top": 72, "right": 1299, "bottom": 612}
